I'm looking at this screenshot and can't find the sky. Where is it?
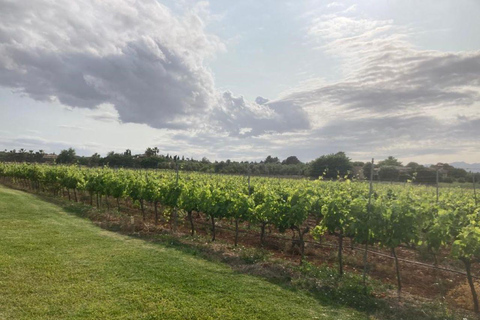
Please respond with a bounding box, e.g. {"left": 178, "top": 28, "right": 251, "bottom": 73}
{"left": 0, "top": 0, "right": 479, "bottom": 164}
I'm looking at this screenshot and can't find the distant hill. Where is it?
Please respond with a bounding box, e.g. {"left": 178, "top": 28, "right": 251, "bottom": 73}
{"left": 449, "top": 162, "right": 480, "bottom": 173}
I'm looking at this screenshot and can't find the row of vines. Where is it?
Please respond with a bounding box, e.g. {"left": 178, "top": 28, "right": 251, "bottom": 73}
{"left": 0, "top": 162, "right": 479, "bottom": 312}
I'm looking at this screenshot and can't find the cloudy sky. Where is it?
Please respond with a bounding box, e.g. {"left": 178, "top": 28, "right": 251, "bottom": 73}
{"left": 1, "top": 0, "right": 479, "bottom": 163}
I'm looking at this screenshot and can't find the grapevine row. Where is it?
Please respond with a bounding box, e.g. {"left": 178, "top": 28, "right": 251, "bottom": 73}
{"left": 0, "top": 163, "right": 479, "bottom": 312}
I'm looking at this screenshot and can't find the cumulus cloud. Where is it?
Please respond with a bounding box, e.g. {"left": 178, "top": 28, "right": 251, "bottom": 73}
{"left": 0, "top": 0, "right": 219, "bottom": 128}
{"left": 255, "top": 96, "right": 270, "bottom": 105}
{"left": 213, "top": 92, "right": 310, "bottom": 137}
{"left": 0, "top": 0, "right": 307, "bottom": 136}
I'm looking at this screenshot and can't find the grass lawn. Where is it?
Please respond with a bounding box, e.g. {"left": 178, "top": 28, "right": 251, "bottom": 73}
{"left": 0, "top": 185, "right": 366, "bottom": 320}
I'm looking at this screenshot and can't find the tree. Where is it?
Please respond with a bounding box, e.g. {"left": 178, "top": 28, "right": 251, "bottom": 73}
{"left": 352, "top": 161, "right": 365, "bottom": 167}
{"left": 450, "top": 168, "right": 468, "bottom": 180}
{"left": 414, "top": 168, "right": 437, "bottom": 184}
{"left": 56, "top": 148, "right": 76, "bottom": 164}
{"left": 363, "top": 162, "right": 376, "bottom": 180}
{"left": 378, "top": 166, "right": 400, "bottom": 181}
{"left": 89, "top": 153, "right": 101, "bottom": 167}
{"left": 144, "top": 147, "right": 159, "bottom": 157}
{"left": 308, "top": 152, "right": 352, "bottom": 179}
{"left": 264, "top": 155, "right": 280, "bottom": 164}
{"left": 406, "top": 162, "right": 421, "bottom": 170}
{"left": 282, "top": 156, "right": 301, "bottom": 165}
{"left": 34, "top": 150, "right": 45, "bottom": 162}
{"left": 378, "top": 156, "right": 402, "bottom": 167}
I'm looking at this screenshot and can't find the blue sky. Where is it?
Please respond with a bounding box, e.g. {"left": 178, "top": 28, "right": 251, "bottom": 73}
{"left": 0, "top": 0, "right": 479, "bottom": 163}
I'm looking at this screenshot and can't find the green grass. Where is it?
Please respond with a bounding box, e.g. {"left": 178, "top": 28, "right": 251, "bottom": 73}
{"left": 0, "top": 185, "right": 365, "bottom": 320}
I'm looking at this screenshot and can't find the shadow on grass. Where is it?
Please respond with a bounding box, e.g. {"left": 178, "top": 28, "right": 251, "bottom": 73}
{"left": 21, "top": 189, "right": 466, "bottom": 320}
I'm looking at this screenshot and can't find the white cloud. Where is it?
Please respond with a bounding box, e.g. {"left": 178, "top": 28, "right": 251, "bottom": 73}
{"left": 297, "top": 10, "right": 480, "bottom": 121}
{"left": 326, "top": 2, "right": 344, "bottom": 9}
{"left": 212, "top": 91, "right": 310, "bottom": 137}
{"left": 85, "top": 104, "right": 120, "bottom": 123}
{"left": 268, "top": 7, "right": 480, "bottom": 160}
{"left": 0, "top": 0, "right": 220, "bottom": 128}
{"left": 58, "top": 125, "right": 88, "bottom": 131}
{"left": 0, "top": 0, "right": 306, "bottom": 136}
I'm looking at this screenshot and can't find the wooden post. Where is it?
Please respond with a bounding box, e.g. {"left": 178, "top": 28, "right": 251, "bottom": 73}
{"left": 436, "top": 169, "right": 439, "bottom": 203}
{"left": 173, "top": 157, "right": 179, "bottom": 232}
{"left": 473, "top": 173, "right": 478, "bottom": 206}
{"left": 247, "top": 167, "right": 252, "bottom": 230}
{"left": 363, "top": 158, "right": 374, "bottom": 292}
{"left": 175, "top": 160, "right": 179, "bottom": 184}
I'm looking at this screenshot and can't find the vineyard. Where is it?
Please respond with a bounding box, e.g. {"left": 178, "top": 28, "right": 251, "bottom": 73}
{"left": 0, "top": 162, "right": 479, "bottom": 314}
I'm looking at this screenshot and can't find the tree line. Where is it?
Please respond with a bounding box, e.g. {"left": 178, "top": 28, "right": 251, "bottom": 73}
{"left": 1, "top": 148, "right": 477, "bottom": 183}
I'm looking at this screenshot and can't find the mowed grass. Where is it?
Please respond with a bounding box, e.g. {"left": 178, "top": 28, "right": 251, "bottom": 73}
{"left": 0, "top": 185, "right": 366, "bottom": 320}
